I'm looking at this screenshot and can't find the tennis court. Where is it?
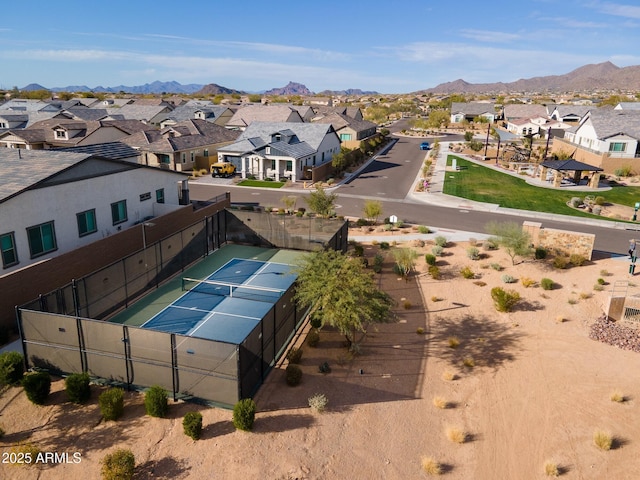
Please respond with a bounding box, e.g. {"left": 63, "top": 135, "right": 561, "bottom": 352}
{"left": 140, "top": 258, "right": 297, "bottom": 344}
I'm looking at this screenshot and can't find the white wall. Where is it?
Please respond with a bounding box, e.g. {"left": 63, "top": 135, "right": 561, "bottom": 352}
{"left": 0, "top": 168, "right": 183, "bottom": 274}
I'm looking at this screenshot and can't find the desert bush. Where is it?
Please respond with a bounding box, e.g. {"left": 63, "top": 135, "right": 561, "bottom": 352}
{"left": 318, "top": 361, "right": 331, "bottom": 374}
{"left": 182, "top": 411, "right": 203, "bottom": 440}
{"left": 421, "top": 456, "right": 442, "bottom": 475}
{"left": 473, "top": 280, "right": 487, "bottom": 286}
{"left": 553, "top": 256, "right": 569, "bottom": 269}
{"left": 569, "top": 197, "right": 582, "bottom": 208}
{"left": 501, "top": 274, "right": 516, "bottom": 284}
{"left": 403, "top": 300, "right": 412, "bottom": 309}
{"left": 233, "top": 398, "right": 256, "bottom": 431}
{"left": 446, "top": 426, "right": 467, "bottom": 443}
{"left": 466, "top": 247, "right": 480, "bottom": 260}
{"left": 383, "top": 223, "right": 393, "bottom": 231}
{"left": 448, "top": 336, "right": 460, "bottom": 349}
{"left": 434, "top": 235, "right": 447, "bottom": 247}
{"left": 600, "top": 269, "right": 610, "bottom": 277}
{"left": 416, "top": 327, "right": 425, "bottom": 334}
{"left": 99, "top": 388, "right": 124, "bottom": 421}
{"left": 593, "top": 284, "right": 604, "bottom": 291}
{"left": 373, "top": 253, "right": 384, "bottom": 266}
{"left": 65, "top": 372, "right": 91, "bottom": 404}
{"left": 544, "top": 461, "right": 560, "bottom": 477}
{"left": 442, "top": 371, "right": 457, "bottom": 381}
{"left": 428, "top": 265, "right": 441, "bottom": 279}
{"left": 308, "top": 393, "right": 328, "bottom": 413}
{"left": 431, "top": 245, "right": 444, "bottom": 257}
{"left": 0, "top": 351, "right": 24, "bottom": 386}
{"left": 418, "top": 225, "right": 431, "bottom": 234}
{"left": 593, "top": 430, "right": 612, "bottom": 450}
{"left": 425, "top": 253, "right": 437, "bottom": 266}
{"left": 286, "top": 364, "right": 302, "bottom": 386}
{"left": 22, "top": 371, "right": 51, "bottom": 405}
{"left": 521, "top": 277, "right": 536, "bottom": 288}
{"left": 597, "top": 277, "right": 606, "bottom": 285}
{"left": 462, "top": 357, "right": 475, "bottom": 368}
{"left": 460, "top": 266, "right": 475, "bottom": 279}
{"left": 432, "top": 396, "right": 448, "bottom": 409}
{"left": 579, "top": 292, "right": 592, "bottom": 300}
{"left": 534, "top": 247, "right": 547, "bottom": 260}
{"left": 144, "top": 385, "right": 168, "bottom": 418}
{"left": 307, "top": 329, "right": 320, "bottom": 347}
{"left": 540, "top": 278, "right": 555, "bottom": 290}
{"left": 286, "top": 347, "right": 303, "bottom": 364}
{"left": 101, "top": 448, "right": 135, "bottom": 480}
{"left": 490, "top": 263, "right": 503, "bottom": 271}
{"left": 491, "top": 287, "right": 521, "bottom": 312}
{"left": 592, "top": 205, "right": 602, "bottom": 215}
{"left": 379, "top": 241, "right": 390, "bottom": 250}
{"left": 431, "top": 295, "right": 442, "bottom": 302}
{"left": 610, "top": 391, "right": 625, "bottom": 403}
{"left": 483, "top": 238, "right": 499, "bottom": 250}
{"left": 569, "top": 254, "right": 587, "bottom": 266}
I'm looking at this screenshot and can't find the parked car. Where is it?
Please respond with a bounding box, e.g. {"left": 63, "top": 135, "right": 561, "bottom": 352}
{"left": 420, "top": 142, "right": 431, "bottom": 150}
{"left": 210, "top": 162, "right": 236, "bottom": 177}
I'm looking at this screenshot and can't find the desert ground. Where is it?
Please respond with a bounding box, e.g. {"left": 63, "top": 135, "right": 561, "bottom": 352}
{"left": 1, "top": 231, "right": 640, "bottom": 480}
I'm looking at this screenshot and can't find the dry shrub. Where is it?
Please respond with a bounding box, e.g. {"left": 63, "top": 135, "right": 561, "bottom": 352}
{"left": 521, "top": 277, "right": 536, "bottom": 288}
{"left": 448, "top": 336, "right": 460, "bottom": 349}
{"left": 446, "top": 426, "right": 466, "bottom": 444}
{"left": 555, "top": 315, "right": 566, "bottom": 323}
{"left": 431, "top": 296, "right": 443, "bottom": 302}
{"left": 473, "top": 280, "right": 487, "bottom": 287}
{"left": 579, "top": 292, "right": 592, "bottom": 300}
{"left": 462, "top": 357, "right": 475, "bottom": 368}
{"left": 544, "top": 461, "right": 559, "bottom": 477}
{"left": 442, "top": 371, "right": 457, "bottom": 381}
{"left": 593, "top": 430, "right": 612, "bottom": 450}
{"left": 421, "top": 456, "right": 442, "bottom": 475}
{"left": 610, "top": 391, "right": 625, "bottom": 403}
{"left": 432, "top": 396, "right": 448, "bottom": 409}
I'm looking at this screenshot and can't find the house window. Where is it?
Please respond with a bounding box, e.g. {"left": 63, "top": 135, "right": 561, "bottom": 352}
{"left": 609, "top": 142, "right": 627, "bottom": 153}
{"left": 0, "top": 122, "right": 6, "bottom": 128}
{"left": 271, "top": 160, "right": 276, "bottom": 170}
{"left": 181, "top": 153, "right": 186, "bottom": 164}
{"left": 0, "top": 232, "right": 18, "bottom": 268}
{"left": 111, "top": 200, "right": 128, "bottom": 225}
{"left": 203, "top": 149, "right": 209, "bottom": 157}
{"left": 340, "top": 133, "right": 352, "bottom": 141}
{"left": 76, "top": 209, "right": 97, "bottom": 237}
{"left": 286, "top": 160, "right": 293, "bottom": 171}
{"left": 156, "top": 189, "right": 165, "bottom": 204}
{"left": 139, "top": 192, "right": 151, "bottom": 201}
{"left": 190, "top": 151, "right": 194, "bottom": 163}
{"left": 55, "top": 129, "right": 66, "bottom": 139}
{"left": 26, "top": 221, "right": 57, "bottom": 258}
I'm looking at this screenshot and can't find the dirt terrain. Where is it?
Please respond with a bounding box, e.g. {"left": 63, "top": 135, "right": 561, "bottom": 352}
{"left": 1, "top": 236, "right": 639, "bottom": 479}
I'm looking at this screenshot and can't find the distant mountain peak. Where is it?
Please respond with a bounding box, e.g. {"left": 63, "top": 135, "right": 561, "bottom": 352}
{"left": 264, "top": 81, "right": 313, "bottom": 96}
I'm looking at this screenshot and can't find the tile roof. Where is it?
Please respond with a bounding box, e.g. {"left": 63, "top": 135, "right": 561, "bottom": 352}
{"left": 226, "top": 105, "right": 303, "bottom": 127}
{"left": 503, "top": 104, "right": 548, "bottom": 119}
{"left": 311, "top": 112, "right": 377, "bottom": 133}
{"left": 585, "top": 109, "right": 640, "bottom": 140}
{"left": 451, "top": 102, "right": 496, "bottom": 115}
{"left": 56, "top": 141, "right": 141, "bottom": 160}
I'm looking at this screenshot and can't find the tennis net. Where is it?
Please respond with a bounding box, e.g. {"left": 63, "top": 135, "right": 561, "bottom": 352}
{"left": 181, "top": 277, "right": 284, "bottom": 303}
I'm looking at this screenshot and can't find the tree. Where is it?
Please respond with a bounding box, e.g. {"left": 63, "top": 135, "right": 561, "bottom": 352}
{"left": 362, "top": 200, "right": 383, "bottom": 225}
{"left": 295, "top": 249, "right": 394, "bottom": 350}
{"left": 305, "top": 185, "right": 337, "bottom": 218}
{"left": 392, "top": 248, "right": 419, "bottom": 281}
{"left": 485, "top": 221, "right": 532, "bottom": 265}
{"left": 426, "top": 110, "right": 450, "bottom": 129}
{"left": 280, "top": 195, "right": 297, "bottom": 214}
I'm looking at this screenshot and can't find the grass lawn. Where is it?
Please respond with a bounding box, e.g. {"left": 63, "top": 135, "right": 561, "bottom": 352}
{"left": 443, "top": 155, "right": 640, "bottom": 220}
{"left": 237, "top": 179, "right": 286, "bottom": 188}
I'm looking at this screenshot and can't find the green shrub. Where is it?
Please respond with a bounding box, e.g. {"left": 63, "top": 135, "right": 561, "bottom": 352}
{"left": 569, "top": 197, "right": 582, "bottom": 208}
{"left": 483, "top": 238, "right": 499, "bottom": 250}
{"left": 307, "top": 329, "right": 320, "bottom": 347}
{"left": 491, "top": 287, "right": 521, "bottom": 313}
{"left": 182, "top": 411, "right": 203, "bottom": 440}
{"left": 417, "top": 225, "right": 430, "bottom": 234}
{"left": 65, "top": 372, "right": 91, "bottom": 404}
{"left": 540, "top": 278, "right": 555, "bottom": 291}
{"left": 597, "top": 277, "right": 606, "bottom": 285}
{"left": 308, "top": 393, "right": 328, "bottom": 413}
{"left": 0, "top": 351, "right": 24, "bottom": 386}
{"left": 466, "top": 247, "right": 480, "bottom": 260}
{"left": 352, "top": 244, "right": 364, "bottom": 257}
{"left": 534, "top": 247, "right": 547, "bottom": 260}
{"left": 286, "top": 347, "right": 303, "bottom": 364}
{"left": 434, "top": 235, "right": 447, "bottom": 247}
{"left": 425, "top": 253, "right": 437, "bottom": 266}
{"left": 431, "top": 245, "right": 444, "bottom": 257}
{"left": 144, "top": 385, "right": 168, "bottom": 418}
{"left": 595, "top": 196, "right": 605, "bottom": 205}
{"left": 233, "top": 398, "right": 256, "bottom": 431}
{"left": 379, "top": 241, "right": 390, "bottom": 250}
{"left": 501, "top": 274, "right": 516, "bottom": 284}
{"left": 99, "top": 388, "right": 124, "bottom": 421}
{"left": 490, "top": 263, "right": 503, "bottom": 271}
{"left": 356, "top": 218, "right": 368, "bottom": 227}
{"left": 286, "top": 364, "right": 302, "bottom": 386}
{"left": 460, "top": 266, "right": 475, "bottom": 279}
{"left": 372, "top": 264, "right": 382, "bottom": 273}
{"left": 318, "top": 362, "right": 331, "bottom": 374}
{"left": 22, "top": 371, "right": 51, "bottom": 405}
{"left": 428, "top": 265, "right": 441, "bottom": 280}
{"left": 569, "top": 254, "right": 587, "bottom": 266}
{"left": 101, "top": 448, "right": 135, "bottom": 480}
{"left": 373, "top": 253, "right": 384, "bottom": 266}
{"left": 553, "top": 256, "right": 569, "bottom": 269}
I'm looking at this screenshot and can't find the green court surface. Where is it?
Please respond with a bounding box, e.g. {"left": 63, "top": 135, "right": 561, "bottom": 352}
{"left": 109, "top": 244, "right": 306, "bottom": 328}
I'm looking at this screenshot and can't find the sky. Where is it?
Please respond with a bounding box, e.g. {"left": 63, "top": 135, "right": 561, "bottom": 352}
{"left": 1, "top": 0, "right": 640, "bottom": 94}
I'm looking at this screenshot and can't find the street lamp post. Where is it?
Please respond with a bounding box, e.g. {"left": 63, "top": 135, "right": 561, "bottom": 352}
{"left": 634, "top": 203, "right": 640, "bottom": 222}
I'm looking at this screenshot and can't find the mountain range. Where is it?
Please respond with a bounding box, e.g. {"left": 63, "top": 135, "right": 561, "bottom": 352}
{"left": 19, "top": 62, "right": 640, "bottom": 95}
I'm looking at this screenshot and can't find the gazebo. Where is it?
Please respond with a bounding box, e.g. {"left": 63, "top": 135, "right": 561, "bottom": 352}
{"left": 539, "top": 158, "right": 603, "bottom": 188}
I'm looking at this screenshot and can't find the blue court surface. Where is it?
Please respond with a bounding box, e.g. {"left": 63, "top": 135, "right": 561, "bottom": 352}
{"left": 140, "top": 258, "right": 296, "bottom": 343}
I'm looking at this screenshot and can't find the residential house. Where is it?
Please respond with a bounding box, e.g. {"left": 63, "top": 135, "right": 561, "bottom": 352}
{"left": 216, "top": 121, "right": 341, "bottom": 182}
{"left": 311, "top": 111, "right": 377, "bottom": 149}
{"left": 159, "top": 101, "right": 234, "bottom": 128}
{"left": 106, "top": 103, "right": 173, "bottom": 126}
{"left": 225, "top": 105, "right": 304, "bottom": 130}
{"left": 312, "top": 106, "right": 364, "bottom": 121}
{"left": 502, "top": 104, "right": 548, "bottom": 124}
{"left": 548, "top": 105, "right": 592, "bottom": 123}
{"left": 550, "top": 109, "right": 640, "bottom": 173}
{"left": 122, "top": 119, "right": 240, "bottom": 171}
{"left": 614, "top": 102, "right": 640, "bottom": 111}
{"left": 505, "top": 116, "right": 548, "bottom": 137}
{"left": 56, "top": 141, "right": 141, "bottom": 164}
{"left": 0, "top": 118, "right": 153, "bottom": 149}
{"left": 0, "top": 149, "right": 189, "bottom": 275}
{"left": 450, "top": 102, "right": 497, "bottom": 124}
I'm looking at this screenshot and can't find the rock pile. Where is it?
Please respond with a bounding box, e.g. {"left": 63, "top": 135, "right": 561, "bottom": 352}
{"left": 589, "top": 317, "right": 640, "bottom": 353}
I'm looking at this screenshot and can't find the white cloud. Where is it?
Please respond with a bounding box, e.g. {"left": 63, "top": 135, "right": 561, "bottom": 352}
{"left": 459, "top": 29, "right": 521, "bottom": 43}
{"left": 586, "top": 1, "right": 640, "bottom": 19}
